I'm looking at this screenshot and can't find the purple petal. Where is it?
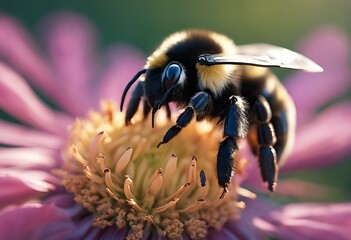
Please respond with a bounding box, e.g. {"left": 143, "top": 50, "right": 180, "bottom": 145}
{"left": 99, "top": 227, "right": 129, "bottom": 240}
{"left": 0, "top": 62, "right": 71, "bottom": 135}
{"left": 98, "top": 44, "right": 145, "bottom": 104}
{"left": 282, "top": 102, "right": 351, "bottom": 172}
{"left": 44, "top": 12, "right": 98, "bottom": 115}
{"left": 0, "top": 203, "right": 77, "bottom": 240}
{"left": 207, "top": 228, "right": 240, "bottom": 240}
{"left": 222, "top": 199, "right": 276, "bottom": 240}
{"left": 0, "top": 120, "right": 64, "bottom": 148}
{"left": 285, "top": 26, "right": 350, "bottom": 126}
{"left": 0, "top": 176, "right": 44, "bottom": 209}
{"left": 45, "top": 193, "right": 84, "bottom": 219}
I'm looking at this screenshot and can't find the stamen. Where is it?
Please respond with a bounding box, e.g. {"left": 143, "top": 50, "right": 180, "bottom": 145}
{"left": 106, "top": 187, "right": 124, "bottom": 204}
{"left": 89, "top": 131, "right": 105, "bottom": 164}
{"left": 115, "top": 147, "right": 133, "bottom": 173}
{"left": 164, "top": 154, "right": 177, "bottom": 183}
{"left": 156, "top": 198, "right": 179, "bottom": 213}
{"left": 192, "top": 181, "right": 210, "bottom": 200}
{"left": 83, "top": 165, "right": 104, "bottom": 184}
{"left": 167, "top": 183, "right": 191, "bottom": 200}
{"left": 235, "top": 201, "right": 246, "bottom": 209}
{"left": 187, "top": 156, "right": 197, "bottom": 186}
{"left": 126, "top": 198, "right": 146, "bottom": 212}
{"left": 102, "top": 101, "right": 114, "bottom": 122}
{"left": 104, "top": 168, "right": 119, "bottom": 192}
{"left": 96, "top": 153, "right": 106, "bottom": 173}
{"left": 132, "top": 138, "right": 147, "bottom": 161}
{"left": 124, "top": 175, "right": 134, "bottom": 200}
{"left": 71, "top": 145, "right": 87, "bottom": 165}
{"left": 237, "top": 187, "right": 257, "bottom": 199}
{"left": 148, "top": 169, "right": 164, "bottom": 195}
{"left": 179, "top": 199, "right": 206, "bottom": 213}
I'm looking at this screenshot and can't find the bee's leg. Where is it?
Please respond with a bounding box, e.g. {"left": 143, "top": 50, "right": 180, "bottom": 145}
{"left": 125, "top": 81, "right": 144, "bottom": 125}
{"left": 165, "top": 104, "right": 172, "bottom": 120}
{"left": 143, "top": 98, "right": 151, "bottom": 119}
{"left": 252, "top": 95, "right": 278, "bottom": 192}
{"left": 217, "top": 96, "right": 248, "bottom": 198}
{"left": 157, "top": 91, "right": 211, "bottom": 147}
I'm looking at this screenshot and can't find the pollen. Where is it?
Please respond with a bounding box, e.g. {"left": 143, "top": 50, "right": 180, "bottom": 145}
{"left": 59, "top": 100, "right": 254, "bottom": 240}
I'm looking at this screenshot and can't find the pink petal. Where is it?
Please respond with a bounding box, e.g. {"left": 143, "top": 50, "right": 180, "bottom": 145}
{"left": 0, "top": 15, "right": 61, "bottom": 104}
{"left": 275, "top": 179, "right": 331, "bottom": 199}
{"left": 279, "top": 203, "right": 351, "bottom": 224}
{"left": 0, "top": 168, "right": 55, "bottom": 193}
{"left": 0, "top": 176, "right": 44, "bottom": 209}
{"left": 0, "top": 62, "right": 71, "bottom": 135}
{"left": 285, "top": 26, "right": 350, "bottom": 126}
{"left": 0, "top": 120, "right": 64, "bottom": 148}
{"left": 0, "top": 203, "right": 77, "bottom": 240}
{"left": 282, "top": 102, "right": 351, "bottom": 172}
{"left": 98, "top": 44, "right": 145, "bottom": 104}
{"left": 253, "top": 217, "right": 296, "bottom": 240}
{"left": 44, "top": 12, "right": 98, "bottom": 115}
{"left": 0, "top": 147, "right": 59, "bottom": 170}
{"left": 254, "top": 203, "right": 351, "bottom": 240}
{"left": 0, "top": 15, "right": 76, "bottom": 114}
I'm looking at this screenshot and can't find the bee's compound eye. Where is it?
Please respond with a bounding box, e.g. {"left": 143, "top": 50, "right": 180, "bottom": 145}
{"left": 162, "top": 63, "right": 182, "bottom": 92}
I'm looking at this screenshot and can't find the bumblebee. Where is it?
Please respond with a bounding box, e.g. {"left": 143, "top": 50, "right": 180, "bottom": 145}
{"left": 120, "top": 30, "right": 322, "bottom": 197}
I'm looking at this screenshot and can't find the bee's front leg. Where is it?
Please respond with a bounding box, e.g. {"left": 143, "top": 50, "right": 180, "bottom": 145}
{"left": 157, "top": 91, "right": 212, "bottom": 147}
{"left": 125, "top": 81, "right": 146, "bottom": 125}
{"left": 217, "top": 96, "right": 248, "bottom": 198}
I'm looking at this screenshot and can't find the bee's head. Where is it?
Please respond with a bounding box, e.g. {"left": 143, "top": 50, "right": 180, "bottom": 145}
{"left": 144, "top": 62, "right": 185, "bottom": 108}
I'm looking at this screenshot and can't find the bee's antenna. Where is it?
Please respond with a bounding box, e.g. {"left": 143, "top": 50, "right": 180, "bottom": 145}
{"left": 152, "top": 85, "right": 177, "bottom": 128}
{"left": 120, "top": 68, "right": 147, "bottom": 112}
{"left": 157, "top": 84, "right": 177, "bottom": 110}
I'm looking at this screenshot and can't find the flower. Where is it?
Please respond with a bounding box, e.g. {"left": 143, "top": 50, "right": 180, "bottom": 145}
{"left": 0, "top": 12, "right": 351, "bottom": 240}
{"left": 60, "top": 101, "right": 246, "bottom": 239}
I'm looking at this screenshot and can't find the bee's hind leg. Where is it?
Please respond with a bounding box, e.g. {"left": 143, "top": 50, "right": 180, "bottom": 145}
{"left": 251, "top": 95, "right": 278, "bottom": 192}
{"left": 157, "top": 91, "right": 212, "bottom": 147}
{"left": 217, "top": 96, "right": 248, "bottom": 198}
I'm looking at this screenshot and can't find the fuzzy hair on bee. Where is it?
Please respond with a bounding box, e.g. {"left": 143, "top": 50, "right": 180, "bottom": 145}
{"left": 120, "top": 29, "right": 323, "bottom": 198}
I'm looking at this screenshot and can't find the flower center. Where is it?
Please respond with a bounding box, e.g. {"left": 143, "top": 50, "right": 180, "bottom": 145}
{"left": 59, "top": 101, "right": 253, "bottom": 240}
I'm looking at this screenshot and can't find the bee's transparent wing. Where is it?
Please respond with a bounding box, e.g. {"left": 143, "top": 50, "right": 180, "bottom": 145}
{"left": 197, "top": 43, "right": 323, "bottom": 72}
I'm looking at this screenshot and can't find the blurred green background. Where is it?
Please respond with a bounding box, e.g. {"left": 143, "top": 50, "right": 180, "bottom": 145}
{"left": 1, "top": 0, "right": 350, "bottom": 202}
{"left": 2, "top": 0, "right": 351, "bottom": 55}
